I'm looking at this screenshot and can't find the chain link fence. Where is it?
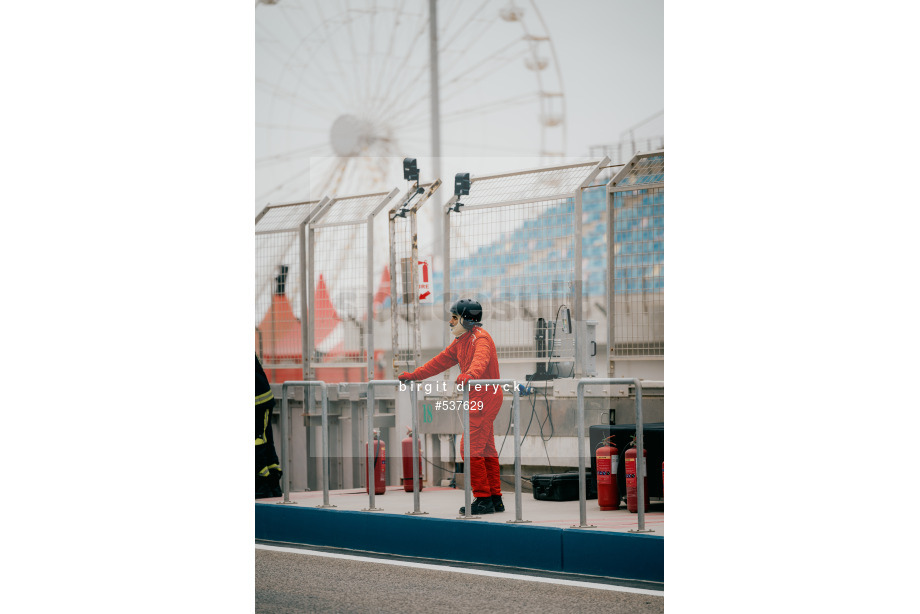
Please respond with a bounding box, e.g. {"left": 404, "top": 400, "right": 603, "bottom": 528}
{"left": 388, "top": 180, "right": 442, "bottom": 377}
{"left": 444, "top": 159, "right": 609, "bottom": 372}
{"left": 308, "top": 189, "right": 398, "bottom": 379}
{"left": 254, "top": 198, "right": 324, "bottom": 381}
{"left": 606, "top": 150, "right": 664, "bottom": 362}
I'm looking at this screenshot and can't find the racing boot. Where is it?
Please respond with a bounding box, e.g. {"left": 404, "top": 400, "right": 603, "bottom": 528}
{"left": 491, "top": 495, "right": 505, "bottom": 512}
{"left": 459, "top": 497, "right": 494, "bottom": 515}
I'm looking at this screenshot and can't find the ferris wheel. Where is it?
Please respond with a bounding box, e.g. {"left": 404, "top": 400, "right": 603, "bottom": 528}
{"left": 255, "top": 0, "right": 567, "bottom": 208}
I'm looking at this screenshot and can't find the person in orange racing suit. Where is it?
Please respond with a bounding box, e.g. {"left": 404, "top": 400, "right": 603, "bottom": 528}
{"left": 398, "top": 298, "right": 504, "bottom": 514}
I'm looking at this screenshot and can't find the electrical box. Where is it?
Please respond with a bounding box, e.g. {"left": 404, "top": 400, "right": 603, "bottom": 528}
{"left": 576, "top": 320, "right": 598, "bottom": 377}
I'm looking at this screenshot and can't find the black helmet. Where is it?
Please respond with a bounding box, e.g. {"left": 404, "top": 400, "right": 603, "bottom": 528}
{"left": 450, "top": 298, "right": 483, "bottom": 329}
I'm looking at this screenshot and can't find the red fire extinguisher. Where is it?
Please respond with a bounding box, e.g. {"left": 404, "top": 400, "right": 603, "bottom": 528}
{"left": 595, "top": 436, "right": 619, "bottom": 510}
{"left": 365, "top": 428, "right": 386, "bottom": 495}
{"left": 401, "top": 427, "right": 424, "bottom": 492}
{"left": 625, "top": 436, "right": 649, "bottom": 513}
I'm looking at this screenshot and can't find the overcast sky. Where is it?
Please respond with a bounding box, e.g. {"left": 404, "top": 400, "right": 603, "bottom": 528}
{"left": 534, "top": 0, "right": 663, "bottom": 156}
{"left": 255, "top": 0, "right": 663, "bottom": 210}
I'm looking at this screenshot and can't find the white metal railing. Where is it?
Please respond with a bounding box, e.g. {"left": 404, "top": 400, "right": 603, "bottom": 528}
{"left": 279, "top": 381, "right": 334, "bottom": 508}
{"left": 275, "top": 377, "right": 662, "bottom": 532}
{"left": 460, "top": 379, "right": 529, "bottom": 523}
{"left": 277, "top": 378, "right": 529, "bottom": 523}
{"left": 574, "top": 378, "right": 664, "bottom": 532}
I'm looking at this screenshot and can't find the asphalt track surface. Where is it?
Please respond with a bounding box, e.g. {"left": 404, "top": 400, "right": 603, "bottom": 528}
{"left": 256, "top": 543, "right": 664, "bottom": 614}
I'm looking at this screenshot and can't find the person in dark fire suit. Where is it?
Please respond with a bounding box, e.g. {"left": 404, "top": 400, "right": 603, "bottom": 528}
{"left": 255, "top": 354, "right": 282, "bottom": 499}
{"left": 398, "top": 299, "right": 504, "bottom": 514}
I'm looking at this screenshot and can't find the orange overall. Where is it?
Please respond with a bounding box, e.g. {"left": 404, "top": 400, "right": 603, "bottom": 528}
{"left": 405, "top": 327, "right": 503, "bottom": 498}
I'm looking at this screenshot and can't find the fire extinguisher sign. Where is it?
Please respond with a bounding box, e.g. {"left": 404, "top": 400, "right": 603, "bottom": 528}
{"left": 418, "top": 260, "right": 432, "bottom": 303}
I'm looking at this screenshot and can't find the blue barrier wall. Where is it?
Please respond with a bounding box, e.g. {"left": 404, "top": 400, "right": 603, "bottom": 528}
{"left": 256, "top": 503, "right": 663, "bottom": 583}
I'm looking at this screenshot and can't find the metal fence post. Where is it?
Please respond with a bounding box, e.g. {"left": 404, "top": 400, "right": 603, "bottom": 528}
{"left": 278, "top": 381, "right": 333, "bottom": 508}
{"left": 317, "top": 382, "right": 334, "bottom": 508}
{"left": 366, "top": 211, "right": 375, "bottom": 380}
{"left": 504, "top": 382, "right": 530, "bottom": 524}
{"left": 573, "top": 381, "right": 596, "bottom": 528}
{"left": 364, "top": 383, "right": 381, "bottom": 511}
{"left": 629, "top": 379, "right": 657, "bottom": 534}
{"left": 633, "top": 380, "right": 647, "bottom": 531}
{"left": 406, "top": 384, "right": 427, "bottom": 515}
{"left": 459, "top": 383, "right": 475, "bottom": 519}
{"left": 363, "top": 381, "right": 396, "bottom": 511}
{"left": 455, "top": 379, "right": 528, "bottom": 522}
{"left": 278, "top": 383, "right": 296, "bottom": 505}
{"left": 573, "top": 377, "right": 662, "bottom": 531}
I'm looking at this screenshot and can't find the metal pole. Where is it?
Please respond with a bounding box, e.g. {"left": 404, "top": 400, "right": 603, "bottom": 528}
{"left": 455, "top": 379, "right": 526, "bottom": 521}
{"left": 574, "top": 381, "right": 595, "bottom": 528}
{"left": 388, "top": 211, "right": 399, "bottom": 377}
{"left": 634, "top": 381, "right": 664, "bottom": 531}
{"left": 633, "top": 380, "right": 649, "bottom": 532}
{"left": 410, "top": 206, "right": 421, "bottom": 369}
{"left": 299, "top": 223, "right": 309, "bottom": 381}
{"left": 443, "top": 203, "right": 451, "bottom": 349}
{"left": 606, "top": 181, "right": 615, "bottom": 379}
{"left": 307, "top": 226, "right": 315, "bottom": 380}
{"left": 574, "top": 185, "right": 583, "bottom": 330}
{"left": 428, "top": 0, "right": 442, "bottom": 261}
{"left": 367, "top": 214, "right": 375, "bottom": 380}
{"left": 506, "top": 383, "right": 530, "bottom": 524}
{"left": 364, "top": 381, "right": 401, "bottom": 511}
{"left": 278, "top": 383, "right": 295, "bottom": 505}
{"left": 364, "top": 383, "right": 382, "bottom": 511}
{"left": 573, "top": 377, "right": 659, "bottom": 529}
{"left": 318, "top": 383, "right": 333, "bottom": 508}
{"left": 459, "top": 383, "right": 475, "bottom": 518}
{"left": 407, "top": 384, "right": 427, "bottom": 515}
{"left": 574, "top": 156, "right": 610, "bottom": 378}
{"left": 278, "top": 382, "right": 332, "bottom": 507}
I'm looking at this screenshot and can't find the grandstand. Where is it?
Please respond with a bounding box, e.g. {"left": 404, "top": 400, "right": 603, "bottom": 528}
{"left": 403, "top": 158, "right": 662, "bottom": 303}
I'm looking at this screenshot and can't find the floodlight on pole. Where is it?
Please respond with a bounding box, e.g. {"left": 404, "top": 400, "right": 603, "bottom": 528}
{"left": 403, "top": 157, "right": 419, "bottom": 181}
{"left": 454, "top": 172, "right": 470, "bottom": 196}
{"left": 452, "top": 172, "right": 470, "bottom": 213}
{"left": 397, "top": 157, "right": 424, "bottom": 217}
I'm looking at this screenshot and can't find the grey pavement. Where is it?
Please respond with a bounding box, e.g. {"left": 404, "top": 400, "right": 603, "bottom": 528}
{"left": 255, "top": 547, "right": 665, "bottom": 614}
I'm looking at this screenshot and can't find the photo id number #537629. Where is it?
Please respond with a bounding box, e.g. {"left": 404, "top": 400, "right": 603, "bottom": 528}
{"left": 434, "top": 400, "right": 483, "bottom": 411}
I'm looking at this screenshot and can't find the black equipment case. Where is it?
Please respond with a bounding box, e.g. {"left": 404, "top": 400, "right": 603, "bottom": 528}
{"left": 531, "top": 472, "right": 597, "bottom": 501}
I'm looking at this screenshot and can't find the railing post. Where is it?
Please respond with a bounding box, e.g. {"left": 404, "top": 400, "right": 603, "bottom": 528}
{"left": 277, "top": 381, "right": 333, "bottom": 508}
{"left": 456, "top": 379, "right": 528, "bottom": 522}
{"left": 459, "top": 383, "right": 475, "bottom": 518}
{"left": 363, "top": 382, "right": 385, "bottom": 511}
{"left": 573, "top": 380, "right": 596, "bottom": 528}
{"left": 573, "top": 377, "right": 661, "bottom": 531}
{"left": 278, "top": 382, "right": 295, "bottom": 505}
{"left": 629, "top": 379, "right": 654, "bottom": 533}
{"left": 406, "top": 384, "right": 427, "bottom": 515}
{"left": 364, "top": 380, "right": 406, "bottom": 512}
{"left": 505, "top": 383, "right": 530, "bottom": 524}
{"left": 315, "top": 382, "right": 334, "bottom": 508}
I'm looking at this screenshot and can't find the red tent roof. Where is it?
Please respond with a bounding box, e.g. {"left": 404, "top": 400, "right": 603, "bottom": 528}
{"left": 256, "top": 292, "right": 301, "bottom": 359}
{"left": 313, "top": 274, "right": 341, "bottom": 344}
{"left": 257, "top": 273, "right": 341, "bottom": 359}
